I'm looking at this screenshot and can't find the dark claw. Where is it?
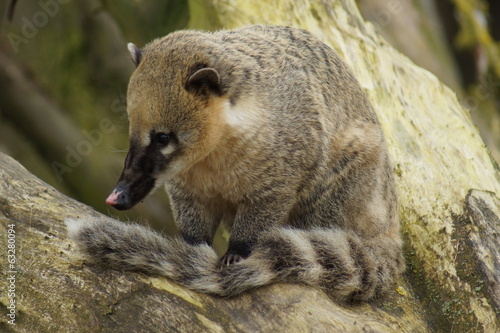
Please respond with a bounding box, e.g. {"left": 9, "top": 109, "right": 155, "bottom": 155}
{"left": 218, "top": 252, "right": 244, "bottom": 268}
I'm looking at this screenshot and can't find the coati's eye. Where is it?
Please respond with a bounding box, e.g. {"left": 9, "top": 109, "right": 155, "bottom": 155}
{"left": 155, "top": 132, "right": 170, "bottom": 146}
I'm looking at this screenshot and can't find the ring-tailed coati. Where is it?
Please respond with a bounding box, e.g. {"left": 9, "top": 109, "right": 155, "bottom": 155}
{"left": 66, "top": 25, "right": 404, "bottom": 302}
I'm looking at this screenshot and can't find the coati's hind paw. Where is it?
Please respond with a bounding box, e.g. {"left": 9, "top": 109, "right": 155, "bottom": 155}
{"left": 218, "top": 252, "right": 244, "bottom": 268}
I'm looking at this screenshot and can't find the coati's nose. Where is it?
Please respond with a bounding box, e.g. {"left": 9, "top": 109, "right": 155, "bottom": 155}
{"left": 105, "top": 185, "right": 131, "bottom": 210}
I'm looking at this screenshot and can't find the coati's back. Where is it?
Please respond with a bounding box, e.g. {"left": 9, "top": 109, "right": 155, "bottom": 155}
{"left": 67, "top": 25, "right": 404, "bottom": 302}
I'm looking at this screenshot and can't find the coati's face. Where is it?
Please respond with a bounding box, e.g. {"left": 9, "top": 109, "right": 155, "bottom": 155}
{"left": 106, "top": 40, "right": 227, "bottom": 210}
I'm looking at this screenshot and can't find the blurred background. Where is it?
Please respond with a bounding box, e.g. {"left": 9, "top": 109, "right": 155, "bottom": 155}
{"left": 0, "top": 0, "right": 499, "bottom": 235}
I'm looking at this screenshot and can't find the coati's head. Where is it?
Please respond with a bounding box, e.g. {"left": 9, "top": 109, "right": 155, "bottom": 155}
{"left": 106, "top": 32, "right": 230, "bottom": 210}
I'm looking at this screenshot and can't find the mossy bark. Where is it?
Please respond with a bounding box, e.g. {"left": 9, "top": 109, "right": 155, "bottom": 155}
{"left": 0, "top": 153, "right": 429, "bottom": 332}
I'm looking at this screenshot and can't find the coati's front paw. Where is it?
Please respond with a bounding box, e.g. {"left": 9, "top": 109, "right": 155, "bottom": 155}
{"left": 218, "top": 252, "right": 244, "bottom": 268}
{"left": 219, "top": 241, "right": 253, "bottom": 268}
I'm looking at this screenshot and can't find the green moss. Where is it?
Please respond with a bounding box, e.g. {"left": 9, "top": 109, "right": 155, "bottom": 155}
{"left": 453, "top": 0, "right": 500, "bottom": 79}
{"left": 452, "top": 210, "right": 500, "bottom": 319}
{"left": 400, "top": 209, "right": 484, "bottom": 332}
{"left": 187, "top": 0, "right": 223, "bottom": 30}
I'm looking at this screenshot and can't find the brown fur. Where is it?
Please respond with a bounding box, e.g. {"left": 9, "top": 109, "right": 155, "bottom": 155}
{"left": 67, "top": 25, "right": 405, "bottom": 302}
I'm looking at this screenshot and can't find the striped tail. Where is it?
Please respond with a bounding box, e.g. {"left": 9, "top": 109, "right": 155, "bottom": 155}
{"left": 66, "top": 217, "right": 404, "bottom": 302}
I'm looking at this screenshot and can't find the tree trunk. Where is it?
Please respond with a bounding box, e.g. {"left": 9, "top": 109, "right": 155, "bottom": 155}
{"left": 1, "top": 0, "right": 499, "bottom": 332}
{"left": 0, "top": 153, "right": 430, "bottom": 332}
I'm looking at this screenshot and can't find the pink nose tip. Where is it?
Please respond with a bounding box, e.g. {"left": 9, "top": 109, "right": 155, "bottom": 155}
{"left": 105, "top": 190, "right": 122, "bottom": 205}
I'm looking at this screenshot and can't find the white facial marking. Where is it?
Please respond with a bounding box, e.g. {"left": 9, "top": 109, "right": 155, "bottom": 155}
{"left": 161, "top": 144, "right": 176, "bottom": 155}
{"left": 223, "top": 98, "right": 263, "bottom": 131}
{"left": 141, "top": 133, "right": 151, "bottom": 147}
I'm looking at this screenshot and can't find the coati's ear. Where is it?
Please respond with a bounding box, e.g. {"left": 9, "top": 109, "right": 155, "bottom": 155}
{"left": 186, "top": 67, "right": 222, "bottom": 96}
{"left": 127, "top": 43, "right": 143, "bottom": 67}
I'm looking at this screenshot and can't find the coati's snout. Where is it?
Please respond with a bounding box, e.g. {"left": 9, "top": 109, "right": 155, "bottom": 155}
{"left": 106, "top": 134, "right": 172, "bottom": 210}
{"left": 106, "top": 182, "right": 139, "bottom": 210}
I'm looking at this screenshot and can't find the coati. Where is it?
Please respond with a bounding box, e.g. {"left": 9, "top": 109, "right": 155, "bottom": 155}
{"left": 66, "top": 25, "right": 405, "bottom": 302}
